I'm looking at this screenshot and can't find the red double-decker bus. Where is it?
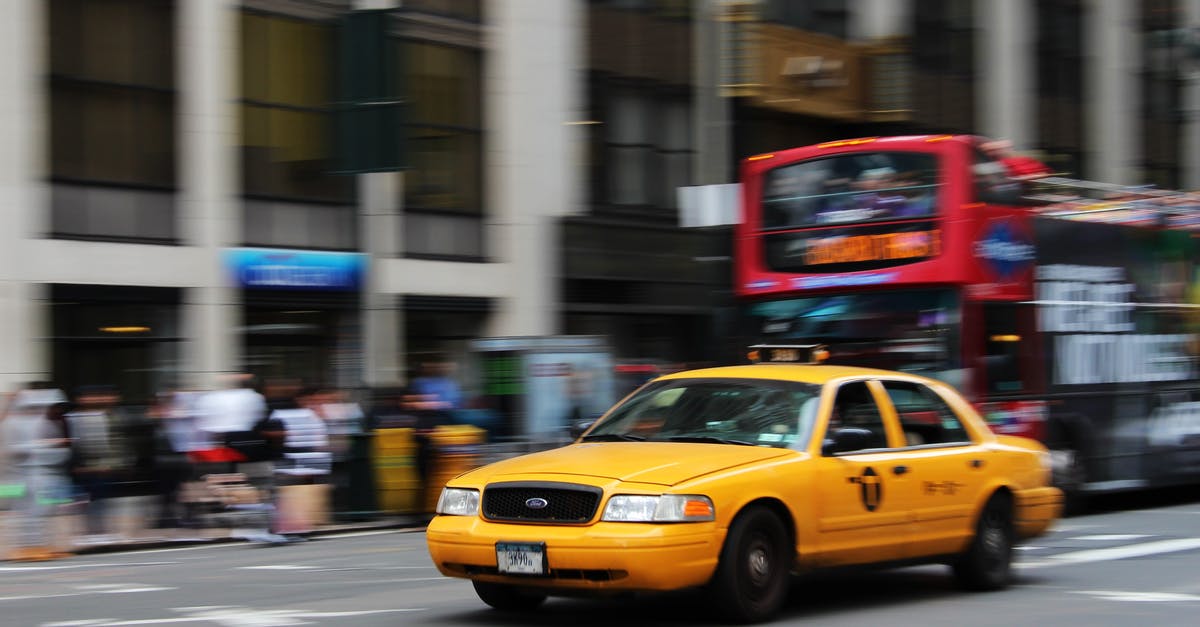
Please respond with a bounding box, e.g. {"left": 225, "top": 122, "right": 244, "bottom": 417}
{"left": 734, "top": 134, "right": 1200, "bottom": 505}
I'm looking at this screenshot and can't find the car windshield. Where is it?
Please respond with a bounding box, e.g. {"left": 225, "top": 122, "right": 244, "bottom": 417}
{"left": 583, "top": 378, "right": 821, "bottom": 449}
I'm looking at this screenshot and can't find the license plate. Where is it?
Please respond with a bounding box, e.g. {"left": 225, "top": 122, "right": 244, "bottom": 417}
{"left": 496, "top": 542, "right": 546, "bottom": 575}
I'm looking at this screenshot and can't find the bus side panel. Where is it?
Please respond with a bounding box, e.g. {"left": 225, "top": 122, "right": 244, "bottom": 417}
{"left": 1033, "top": 217, "right": 1200, "bottom": 490}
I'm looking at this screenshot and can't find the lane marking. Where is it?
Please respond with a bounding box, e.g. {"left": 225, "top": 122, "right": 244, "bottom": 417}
{"left": 1073, "top": 590, "right": 1200, "bottom": 603}
{"left": 1021, "top": 537, "right": 1200, "bottom": 569}
{"left": 39, "top": 607, "right": 427, "bottom": 627}
{"left": 312, "top": 530, "right": 404, "bottom": 540}
{"left": 1069, "top": 534, "right": 1150, "bottom": 542}
{"left": 239, "top": 565, "right": 317, "bottom": 571}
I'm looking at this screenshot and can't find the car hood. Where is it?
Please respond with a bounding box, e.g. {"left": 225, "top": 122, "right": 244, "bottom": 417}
{"left": 463, "top": 442, "right": 795, "bottom": 487}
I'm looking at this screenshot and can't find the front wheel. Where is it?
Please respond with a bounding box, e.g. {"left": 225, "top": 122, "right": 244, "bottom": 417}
{"left": 471, "top": 581, "right": 547, "bottom": 611}
{"left": 708, "top": 506, "right": 791, "bottom": 624}
{"left": 952, "top": 493, "right": 1014, "bottom": 591}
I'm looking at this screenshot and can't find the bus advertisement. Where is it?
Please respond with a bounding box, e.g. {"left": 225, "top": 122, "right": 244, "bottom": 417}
{"left": 734, "top": 135, "right": 1200, "bottom": 504}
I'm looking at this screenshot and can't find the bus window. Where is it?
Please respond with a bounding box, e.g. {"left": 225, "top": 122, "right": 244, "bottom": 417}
{"left": 972, "top": 149, "right": 1023, "bottom": 206}
{"left": 762, "top": 152, "right": 940, "bottom": 229}
{"left": 982, "top": 303, "right": 1033, "bottom": 394}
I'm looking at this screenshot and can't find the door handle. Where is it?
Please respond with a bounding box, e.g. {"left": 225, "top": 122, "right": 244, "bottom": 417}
{"left": 970, "top": 459, "right": 985, "bottom": 469}
{"left": 893, "top": 465, "right": 909, "bottom": 476}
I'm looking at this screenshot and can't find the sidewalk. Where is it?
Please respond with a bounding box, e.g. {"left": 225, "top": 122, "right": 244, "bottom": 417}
{"left": 1, "top": 495, "right": 429, "bottom": 559}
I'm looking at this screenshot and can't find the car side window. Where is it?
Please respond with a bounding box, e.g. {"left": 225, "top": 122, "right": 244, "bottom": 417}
{"left": 827, "top": 381, "right": 889, "bottom": 451}
{"left": 881, "top": 380, "right": 972, "bottom": 446}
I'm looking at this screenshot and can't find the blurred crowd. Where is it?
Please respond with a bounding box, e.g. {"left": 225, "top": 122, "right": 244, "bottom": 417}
{"left": 0, "top": 361, "right": 471, "bottom": 562}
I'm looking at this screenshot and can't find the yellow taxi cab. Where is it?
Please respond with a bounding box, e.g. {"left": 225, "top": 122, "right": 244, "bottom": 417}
{"left": 425, "top": 345, "right": 1062, "bottom": 623}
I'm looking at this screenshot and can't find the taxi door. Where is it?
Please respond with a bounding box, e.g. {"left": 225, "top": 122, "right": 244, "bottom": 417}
{"left": 812, "top": 379, "right": 913, "bottom": 566}
{"left": 875, "top": 378, "right": 989, "bottom": 558}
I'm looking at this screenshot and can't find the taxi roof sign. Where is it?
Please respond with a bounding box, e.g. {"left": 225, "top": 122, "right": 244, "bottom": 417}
{"left": 747, "top": 344, "right": 830, "bottom": 364}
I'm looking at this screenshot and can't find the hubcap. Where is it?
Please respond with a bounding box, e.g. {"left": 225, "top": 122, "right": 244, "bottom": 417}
{"left": 981, "top": 510, "right": 1010, "bottom": 568}
{"left": 747, "top": 542, "right": 771, "bottom": 586}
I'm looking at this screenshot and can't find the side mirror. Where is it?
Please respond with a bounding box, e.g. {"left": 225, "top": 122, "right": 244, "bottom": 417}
{"left": 822, "top": 427, "right": 876, "bottom": 456}
{"left": 569, "top": 419, "right": 596, "bottom": 440}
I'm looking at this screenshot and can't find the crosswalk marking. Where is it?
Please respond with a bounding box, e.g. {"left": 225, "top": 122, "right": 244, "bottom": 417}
{"left": 1073, "top": 590, "right": 1200, "bottom": 603}
{"left": 1068, "top": 534, "right": 1150, "bottom": 542}
{"left": 1021, "top": 537, "right": 1200, "bottom": 569}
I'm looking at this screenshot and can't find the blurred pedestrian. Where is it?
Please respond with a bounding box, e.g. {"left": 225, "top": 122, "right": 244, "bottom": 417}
{"left": 267, "top": 386, "right": 330, "bottom": 542}
{"left": 402, "top": 390, "right": 452, "bottom": 515}
{"left": 197, "top": 374, "right": 268, "bottom": 453}
{"left": 410, "top": 358, "right": 464, "bottom": 411}
{"left": 318, "top": 388, "right": 364, "bottom": 514}
{"left": 147, "top": 390, "right": 202, "bottom": 532}
{"left": 3, "top": 385, "right": 73, "bottom": 561}
{"left": 67, "top": 385, "right": 133, "bottom": 542}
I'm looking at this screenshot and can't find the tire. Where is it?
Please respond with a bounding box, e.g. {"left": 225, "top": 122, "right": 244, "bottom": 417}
{"left": 952, "top": 493, "right": 1014, "bottom": 591}
{"left": 471, "top": 581, "right": 547, "bottom": 611}
{"left": 708, "top": 506, "right": 791, "bottom": 624}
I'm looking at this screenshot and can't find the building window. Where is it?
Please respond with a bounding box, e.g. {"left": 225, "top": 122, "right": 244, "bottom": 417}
{"left": 401, "top": 40, "right": 485, "bottom": 259}
{"left": 602, "top": 89, "right": 693, "bottom": 210}
{"left": 910, "top": 0, "right": 975, "bottom": 134}
{"left": 760, "top": 0, "right": 848, "bottom": 39}
{"left": 401, "top": 0, "right": 482, "bottom": 22}
{"left": 241, "top": 11, "right": 352, "bottom": 204}
{"left": 1141, "top": 0, "right": 1183, "bottom": 189}
{"left": 48, "top": 0, "right": 177, "bottom": 242}
{"left": 1035, "top": 0, "right": 1085, "bottom": 177}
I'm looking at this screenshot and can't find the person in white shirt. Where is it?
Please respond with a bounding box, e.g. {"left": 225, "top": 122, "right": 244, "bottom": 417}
{"left": 196, "top": 374, "right": 267, "bottom": 450}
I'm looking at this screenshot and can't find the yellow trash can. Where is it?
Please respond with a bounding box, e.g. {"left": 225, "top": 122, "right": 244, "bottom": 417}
{"left": 372, "top": 428, "right": 420, "bottom": 514}
{"left": 424, "top": 425, "right": 486, "bottom": 513}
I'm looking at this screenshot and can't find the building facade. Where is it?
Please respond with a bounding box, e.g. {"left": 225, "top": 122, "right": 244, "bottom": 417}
{"left": 6, "top": 0, "right": 1200, "bottom": 406}
{"left": 0, "top": 0, "right": 582, "bottom": 402}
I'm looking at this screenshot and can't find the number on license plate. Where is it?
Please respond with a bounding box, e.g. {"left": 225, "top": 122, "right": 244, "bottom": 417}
{"left": 496, "top": 542, "right": 545, "bottom": 575}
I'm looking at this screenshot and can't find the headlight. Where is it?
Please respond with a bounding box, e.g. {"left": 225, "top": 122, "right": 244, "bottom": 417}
{"left": 435, "top": 487, "right": 480, "bottom": 516}
{"left": 601, "top": 494, "right": 715, "bottom": 522}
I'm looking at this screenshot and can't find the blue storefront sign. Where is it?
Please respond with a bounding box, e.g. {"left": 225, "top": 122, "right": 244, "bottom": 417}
{"left": 225, "top": 248, "right": 367, "bottom": 291}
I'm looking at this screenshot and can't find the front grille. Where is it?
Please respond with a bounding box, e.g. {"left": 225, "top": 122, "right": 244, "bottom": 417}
{"left": 482, "top": 481, "right": 602, "bottom": 523}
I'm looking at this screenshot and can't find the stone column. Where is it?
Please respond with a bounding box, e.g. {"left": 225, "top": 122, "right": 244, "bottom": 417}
{"left": 1086, "top": 0, "right": 1140, "bottom": 184}
{"left": 0, "top": 0, "right": 49, "bottom": 389}
{"left": 179, "top": 0, "right": 240, "bottom": 389}
{"left": 484, "top": 0, "right": 582, "bottom": 337}
{"left": 978, "top": 0, "right": 1036, "bottom": 149}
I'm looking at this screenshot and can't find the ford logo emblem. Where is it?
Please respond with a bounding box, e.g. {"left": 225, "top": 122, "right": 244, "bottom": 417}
{"left": 525, "top": 497, "right": 549, "bottom": 510}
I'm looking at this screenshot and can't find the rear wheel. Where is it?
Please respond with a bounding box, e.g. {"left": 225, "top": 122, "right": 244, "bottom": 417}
{"left": 471, "top": 581, "right": 547, "bottom": 611}
{"left": 708, "top": 506, "right": 791, "bottom": 624}
{"left": 952, "top": 493, "right": 1014, "bottom": 591}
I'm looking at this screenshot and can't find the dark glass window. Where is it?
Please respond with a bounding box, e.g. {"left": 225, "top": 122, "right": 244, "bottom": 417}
{"left": 49, "top": 0, "right": 176, "bottom": 188}
{"left": 402, "top": 41, "right": 483, "bottom": 215}
{"left": 240, "top": 11, "right": 353, "bottom": 203}
{"left": 401, "top": 0, "right": 482, "bottom": 22}
{"left": 760, "top": 0, "right": 848, "bottom": 39}
{"left": 1141, "top": 0, "right": 1183, "bottom": 189}
{"left": 761, "top": 152, "right": 941, "bottom": 229}
{"left": 881, "top": 380, "right": 971, "bottom": 446}
{"left": 1035, "top": 0, "right": 1085, "bottom": 176}
{"left": 911, "top": 0, "right": 975, "bottom": 133}
{"left": 600, "top": 90, "right": 693, "bottom": 209}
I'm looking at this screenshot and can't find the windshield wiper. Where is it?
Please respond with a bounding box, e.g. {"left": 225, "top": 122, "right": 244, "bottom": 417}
{"left": 581, "top": 433, "right": 647, "bottom": 442}
{"left": 666, "top": 435, "right": 755, "bottom": 446}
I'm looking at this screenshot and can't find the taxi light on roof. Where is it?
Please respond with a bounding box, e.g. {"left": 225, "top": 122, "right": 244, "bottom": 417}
{"left": 748, "top": 344, "right": 829, "bottom": 364}
{"left": 990, "top": 334, "right": 1022, "bottom": 342}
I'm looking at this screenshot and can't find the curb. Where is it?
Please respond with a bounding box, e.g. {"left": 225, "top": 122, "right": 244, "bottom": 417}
{"left": 67, "top": 517, "right": 430, "bottom": 556}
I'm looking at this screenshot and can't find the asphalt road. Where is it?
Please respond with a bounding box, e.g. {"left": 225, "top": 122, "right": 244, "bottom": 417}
{"left": 6, "top": 493, "right": 1200, "bottom": 627}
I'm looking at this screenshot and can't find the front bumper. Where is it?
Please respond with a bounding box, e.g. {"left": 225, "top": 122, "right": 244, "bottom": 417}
{"left": 426, "top": 515, "right": 723, "bottom": 593}
{"left": 1014, "top": 486, "right": 1063, "bottom": 539}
